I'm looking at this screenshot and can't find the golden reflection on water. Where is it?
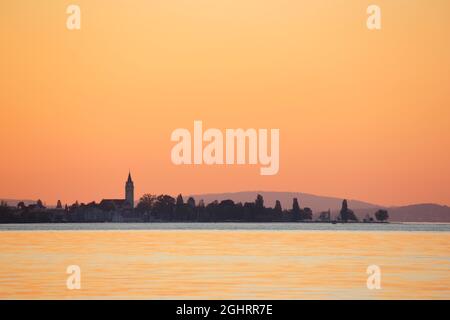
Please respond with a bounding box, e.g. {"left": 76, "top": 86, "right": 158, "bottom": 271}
{"left": 0, "top": 230, "right": 449, "bottom": 299}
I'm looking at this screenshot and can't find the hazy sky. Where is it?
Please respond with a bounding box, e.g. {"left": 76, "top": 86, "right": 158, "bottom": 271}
{"left": 1, "top": 1, "right": 449, "bottom": 206}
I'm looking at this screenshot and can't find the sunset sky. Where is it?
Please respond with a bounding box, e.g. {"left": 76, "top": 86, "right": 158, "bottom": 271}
{"left": 1, "top": 0, "right": 449, "bottom": 206}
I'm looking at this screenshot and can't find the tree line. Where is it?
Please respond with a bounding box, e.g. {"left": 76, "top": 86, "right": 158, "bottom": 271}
{"left": 0, "top": 195, "right": 389, "bottom": 223}
{"left": 135, "top": 194, "right": 388, "bottom": 223}
{"left": 134, "top": 193, "right": 313, "bottom": 222}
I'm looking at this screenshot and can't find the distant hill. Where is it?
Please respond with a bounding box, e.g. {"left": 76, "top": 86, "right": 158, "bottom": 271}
{"left": 190, "top": 191, "right": 450, "bottom": 223}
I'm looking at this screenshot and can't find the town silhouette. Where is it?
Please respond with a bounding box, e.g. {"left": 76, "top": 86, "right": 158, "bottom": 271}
{"left": 0, "top": 172, "right": 389, "bottom": 224}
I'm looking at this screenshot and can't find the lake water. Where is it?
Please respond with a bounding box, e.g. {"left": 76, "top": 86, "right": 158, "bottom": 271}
{"left": 0, "top": 223, "right": 449, "bottom": 299}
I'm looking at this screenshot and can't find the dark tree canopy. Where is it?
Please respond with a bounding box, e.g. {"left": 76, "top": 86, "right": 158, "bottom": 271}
{"left": 274, "top": 200, "right": 282, "bottom": 214}
{"left": 375, "top": 209, "right": 389, "bottom": 222}
{"left": 36, "top": 199, "right": 45, "bottom": 209}
{"left": 340, "top": 199, "right": 357, "bottom": 222}
{"left": 136, "top": 194, "right": 157, "bottom": 213}
{"left": 176, "top": 194, "right": 184, "bottom": 206}
{"left": 342, "top": 199, "right": 348, "bottom": 212}
{"left": 187, "top": 197, "right": 196, "bottom": 209}
{"left": 255, "top": 194, "right": 264, "bottom": 209}
{"left": 302, "top": 207, "right": 313, "bottom": 220}
{"left": 292, "top": 198, "right": 301, "bottom": 221}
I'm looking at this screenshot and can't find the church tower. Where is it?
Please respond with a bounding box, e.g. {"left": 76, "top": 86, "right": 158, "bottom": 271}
{"left": 125, "top": 172, "right": 134, "bottom": 208}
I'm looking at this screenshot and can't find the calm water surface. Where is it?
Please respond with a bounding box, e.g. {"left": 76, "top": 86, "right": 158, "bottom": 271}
{"left": 0, "top": 223, "right": 449, "bottom": 299}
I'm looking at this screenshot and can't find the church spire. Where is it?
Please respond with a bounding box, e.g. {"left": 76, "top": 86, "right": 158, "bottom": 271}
{"left": 125, "top": 171, "right": 134, "bottom": 208}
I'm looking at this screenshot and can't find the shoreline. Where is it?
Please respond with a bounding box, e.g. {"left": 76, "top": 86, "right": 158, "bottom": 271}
{"left": 0, "top": 221, "right": 449, "bottom": 232}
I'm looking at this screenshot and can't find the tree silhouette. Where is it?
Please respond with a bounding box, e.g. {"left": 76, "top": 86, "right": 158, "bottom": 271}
{"left": 175, "top": 194, "right": 189, "bottom": 220}
{"left": 292, "top": 198, "right": 301, "bottom": 221}
{"left": 0, "top": 201, "right": 12, "bottom": 223}
{"left": 153, "top": 195, "right": 175, "bottom": 220}
{"left": 274, "top": 200, "right": 282, "bottom": 214}
{"left": 340, "top": 199, "right": 357, "bottom": 222}
{"left": 176, "top": 194, "right": 184, "bottom": 206}
{"left": 254, "top": 194, "right": 265, "bottom": 219}
{"left": 17, "top": 201, "right": 26, "bottom": 210}
{"left": 375, "top": 209, "right": 389, "bottom": 222}
{"left": 187, "top": 197, "right": 196, "bottom": 209}
{"left": 36, "top": 199, "right": 45, "bottom": 209}
{"left": 136, "top": 194, "right": 156, "bottom": 214}
{"left": 255, "top": 194, "right": 264, "bottom": 209}
{"left": 302, "top": 207, "right": 313, "bottom": 220}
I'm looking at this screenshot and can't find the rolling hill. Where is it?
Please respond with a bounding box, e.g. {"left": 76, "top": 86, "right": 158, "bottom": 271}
{"left": 190, "top": 191, "right": 450, "bottom": 222}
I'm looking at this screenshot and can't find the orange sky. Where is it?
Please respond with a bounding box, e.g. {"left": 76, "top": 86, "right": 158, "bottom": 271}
{"left": 1, "top": 1, "right": 449, "bottom": 206}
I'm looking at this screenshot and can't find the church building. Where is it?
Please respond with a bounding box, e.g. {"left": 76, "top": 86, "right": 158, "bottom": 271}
{"left": 99, "top": 172, "right": 134, "bottom": 211}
